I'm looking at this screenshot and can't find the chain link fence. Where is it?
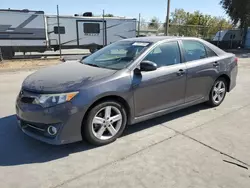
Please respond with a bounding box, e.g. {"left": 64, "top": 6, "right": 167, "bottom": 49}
{"left": 137, "top": 21, "right": 243, "bottom": 49}
{"left": 137, "top": 21, "right": 231, "bottom": 39}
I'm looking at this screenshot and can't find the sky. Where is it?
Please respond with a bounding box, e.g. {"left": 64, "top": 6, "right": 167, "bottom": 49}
{"left": 1, "top": 0, "right": 227, "bottom": 22}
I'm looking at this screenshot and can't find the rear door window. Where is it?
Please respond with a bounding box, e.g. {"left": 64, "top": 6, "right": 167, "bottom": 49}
{"left": 182, "top": 40, "right": 206, "bottom": 62}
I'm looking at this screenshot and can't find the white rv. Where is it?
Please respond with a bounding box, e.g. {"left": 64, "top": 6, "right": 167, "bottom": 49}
{"left": 0, "top": 9, "right": 47, "bottom": 59}
{"left": 47, "top": 15, "right": 137, "bottom": 53}
{"left": 0, "top": 9, "right": 137, "bottom": 58}
{"left": 213, "top": 29, "right": 243, "bottom": 41}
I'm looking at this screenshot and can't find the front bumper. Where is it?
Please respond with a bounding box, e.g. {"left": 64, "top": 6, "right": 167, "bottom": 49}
{"left": 16, "top": 92, "right": 86, "bottom": 145}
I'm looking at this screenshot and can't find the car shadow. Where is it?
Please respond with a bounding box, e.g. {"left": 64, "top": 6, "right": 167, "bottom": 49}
{"left": 0, "top": 103, "right": 209, "bottom": 166}
{"left": 123, "top": 103, "right": 209, "bottom": 136}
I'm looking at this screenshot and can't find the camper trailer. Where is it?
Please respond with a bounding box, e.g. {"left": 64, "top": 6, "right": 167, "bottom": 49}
{"left": 212, "top": 29, "right": 243, "bottom": 49}
{"left": 213, "top": 29, "right": 243, "bottom": 42}
{"left": 47, "top": 15, "right": 136, "bottom": 53}
{"left": 0, "top": 9, "right": 137, "bottom": 58}
{"left": 0, "top": 9, "right": 47, "bottom": 59}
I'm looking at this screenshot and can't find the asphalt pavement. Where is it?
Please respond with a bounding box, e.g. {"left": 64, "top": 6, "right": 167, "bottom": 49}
{"left": 0, "top": 58, "right": 250, "bottom": 188}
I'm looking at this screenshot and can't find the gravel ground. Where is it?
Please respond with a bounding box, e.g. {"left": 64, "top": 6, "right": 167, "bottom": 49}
{"left": 0, "top": 59, "right": 61, "bottom": 72}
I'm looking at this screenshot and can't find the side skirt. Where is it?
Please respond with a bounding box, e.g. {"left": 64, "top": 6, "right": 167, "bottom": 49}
{"left": 131, "top": 98, "right": 207, "bottom": 125}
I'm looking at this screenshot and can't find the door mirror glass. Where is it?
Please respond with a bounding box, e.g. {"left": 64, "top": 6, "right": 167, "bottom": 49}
{"left": 140, "top": 60, "right": 157, "bottom": 71}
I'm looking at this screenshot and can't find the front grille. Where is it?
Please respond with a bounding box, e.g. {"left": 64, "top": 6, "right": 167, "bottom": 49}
{"left": 20, "top": 97, "right": 35, "bottom": 104}
{"left": 18, "top": 89, "right": 38, "bottom": 104}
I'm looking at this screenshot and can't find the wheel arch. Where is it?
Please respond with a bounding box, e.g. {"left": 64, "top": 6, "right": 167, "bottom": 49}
{"left": 217, "top": 74, "right": 231, "bottom": 92}
{"left": 81, "top": 95, "right": 132, "bottom": 134}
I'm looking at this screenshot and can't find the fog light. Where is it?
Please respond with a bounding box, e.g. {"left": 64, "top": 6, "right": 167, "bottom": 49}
{"left": 47, "top": 126, "right": 57, "bottom": 136}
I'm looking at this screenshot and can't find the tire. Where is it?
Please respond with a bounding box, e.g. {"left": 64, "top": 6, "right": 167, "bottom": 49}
{"left": 206, "top": 77, "right": 227, "bottom": 107}
{"left": 82, "top": 100, "right": 127, "bottom": 146}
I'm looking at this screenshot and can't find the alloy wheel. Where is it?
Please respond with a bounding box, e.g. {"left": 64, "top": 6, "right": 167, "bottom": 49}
{"left": 212, "top": 80, "right": 226, "bottom": 104}
{"left": 91, "top": 106, "right": 123, "bottom": 140}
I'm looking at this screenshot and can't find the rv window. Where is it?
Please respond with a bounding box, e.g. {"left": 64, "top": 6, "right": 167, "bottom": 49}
{"left": 83, "top": 23, "right": 100, "bottom": 34}
{"left": 54, "top": 26, "right": 65, "bottom": 34}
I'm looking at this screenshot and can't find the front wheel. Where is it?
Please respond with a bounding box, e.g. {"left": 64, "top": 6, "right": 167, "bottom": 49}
{"left": 207, "top": 78, "right": 227, "bottom": 107}
{"left": 82, "top": 101, "right": 127, "bottom": 146}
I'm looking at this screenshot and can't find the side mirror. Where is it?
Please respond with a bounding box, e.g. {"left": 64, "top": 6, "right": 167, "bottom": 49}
{"left": 140, "top": 60, "right": 157, "bottom": 72}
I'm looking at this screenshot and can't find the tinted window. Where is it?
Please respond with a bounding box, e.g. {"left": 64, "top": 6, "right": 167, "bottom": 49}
{"left": 182, "top": 40, "right": 206, "bottom": 62}
{"left": 205, "top": 46, "right": 217, "bottom": 57}
{"left": 54, "top": 26, "right": 65, "bottom": 34}
{"left": 84, "top": 23, "right": 100, "bottom": 34}
{"left": 144, "top": 42, "right": 181, "bottom": 67}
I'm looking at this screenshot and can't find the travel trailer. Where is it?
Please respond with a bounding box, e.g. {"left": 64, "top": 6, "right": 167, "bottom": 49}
{"left": 0, "top": 9, "right": 137, "bottom": 59}
{"left": 0, "top": 9, "right": 47, "bottom": 59}
{"left": 46, "top": 15, "right": 137, "bottom": 53}
{"left": 212, "top": 29, "right": 243, "bottom": 42}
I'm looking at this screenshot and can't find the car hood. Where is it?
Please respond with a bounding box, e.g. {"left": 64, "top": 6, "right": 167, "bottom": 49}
{"left": 22, "top": 61, "right": 117, "bottom": 93}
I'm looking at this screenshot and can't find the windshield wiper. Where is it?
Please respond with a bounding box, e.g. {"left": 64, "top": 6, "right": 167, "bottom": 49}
{"left": 84, "top": 63, "right": 119, "bottom": 70}
{"left": 85, "top": 63, "right": 101, "bottom": 68}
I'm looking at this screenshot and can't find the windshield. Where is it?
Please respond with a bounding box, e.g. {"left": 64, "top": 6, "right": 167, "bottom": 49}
{"left": 81, "top": 41, "right": 152, "bottom": 70}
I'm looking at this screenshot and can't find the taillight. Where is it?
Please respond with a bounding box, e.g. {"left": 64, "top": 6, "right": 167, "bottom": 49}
{"left": 235, "top": 57, "right": 238, "bottom": 64}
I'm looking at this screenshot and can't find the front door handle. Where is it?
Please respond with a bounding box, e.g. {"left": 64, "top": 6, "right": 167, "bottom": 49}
{"left": 177, "top": 69, "right": 185, "bottom": 76}
{"left": 213, "top": 62, "right": 219, "bottom": 67}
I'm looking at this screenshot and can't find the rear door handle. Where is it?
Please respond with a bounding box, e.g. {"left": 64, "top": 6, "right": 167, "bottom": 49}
{"left": 177, "top": 69, "right": 185, "bottom": 76}
{"left": 213, "top": 62, "right": 219, "bottom": 67}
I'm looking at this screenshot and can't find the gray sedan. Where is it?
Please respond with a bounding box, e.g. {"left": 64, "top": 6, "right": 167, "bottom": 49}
{"left": 16, "top": 37, "right": 238, "bottom": 146}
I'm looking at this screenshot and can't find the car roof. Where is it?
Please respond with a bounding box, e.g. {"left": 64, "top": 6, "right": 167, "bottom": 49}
{"left": 122, "top": 36, "right": 204, "bottom": 43}
{"left": 122, "top": 36, "right": 180, "bottom": 43}
{"left": 122, "top": 36, "right": 226, "bottom": 55}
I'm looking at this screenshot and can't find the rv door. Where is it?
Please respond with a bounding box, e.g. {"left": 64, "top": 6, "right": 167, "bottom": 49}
{"left": 77, "top": 20, "right": 106, "bottom": 51}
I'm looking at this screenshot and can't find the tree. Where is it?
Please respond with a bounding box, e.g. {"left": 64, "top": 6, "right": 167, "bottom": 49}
{"left": 220, "top": 0, "right": 250, "bottom": 27}
{"left": 148, "top": 17, "right": 160, "bottom": 29}
{"left": 168, "top": 8, "right": 232, "bottom": 38}
{"left": 220, "top": 0, "right": 250, "bottom": 44}
{"left": 104, "top": 14, "right": 114, "bottom": 17}
{"left": 171, "top": 9, "right": 187, "bottom": 25}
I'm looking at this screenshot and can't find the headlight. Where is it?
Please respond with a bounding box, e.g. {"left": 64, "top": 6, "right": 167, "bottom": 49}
{"left": 34, "top": 92, "right": 79, "bottom": 108}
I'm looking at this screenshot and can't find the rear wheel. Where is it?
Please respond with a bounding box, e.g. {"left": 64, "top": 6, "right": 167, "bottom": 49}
{"left": 207, "top": 78, "right": 227, "bottom": 107}
{"left": 83, "top": 101, "right": 127, "bottom": 146}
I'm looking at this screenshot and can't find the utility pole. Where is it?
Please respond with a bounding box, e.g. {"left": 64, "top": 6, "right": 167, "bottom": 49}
{"left": 138, "top": 13, "right": 141, "bottom": 37}
{"left": 165, "top": 0, "right": 171, "bottom": 36}
{"left": 102, "top": 10, "right": 105, "bottom": 46}
{"left": 56, "top": 5, "right": 62, "bottom": 58}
